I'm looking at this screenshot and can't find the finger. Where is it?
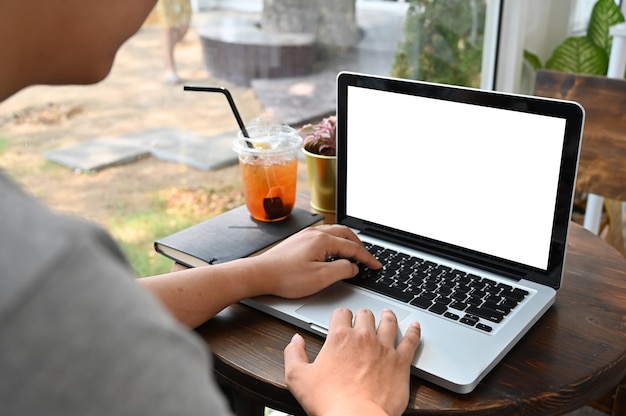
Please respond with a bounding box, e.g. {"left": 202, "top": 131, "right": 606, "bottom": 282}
{"left": 352, "top": 308, "right": 376, "bottom": 331}
{"left": 396, "top": 322, "right": 421, "bottom": 363}
{"left": 325, "top": 238, "right": 381, "bottom": 270}
{"left": 328, "top": 307, "right": 354, "bottom": 331}
{"left": 284, "top": 333, "right": 310, "bottom": 375}
{"left": 320, "top": 258, "right": 360, "bottom": 281}
{"left": 320, "top": 224, "right": 363, "bottom": 244}
{"left": 376, "top": 309, "right": 400, "bottom": 347}
{"left": 350, "top": 246, "right": 382, "bottom": 270}
{"left": 310, "top": 225, "right": 380, "bottom": 268}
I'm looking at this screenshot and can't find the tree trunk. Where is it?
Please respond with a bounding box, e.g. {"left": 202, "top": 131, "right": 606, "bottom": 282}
{"left": 261, "top": 0, "right": 318, "bottom": 34}
{"left": 316, "top": 0, "right": 359, "bottom": 49}
{"left": 262, "top": 0, "right": 359, "bottom": 52}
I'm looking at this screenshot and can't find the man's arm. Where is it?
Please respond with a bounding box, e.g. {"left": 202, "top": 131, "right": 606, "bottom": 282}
{"left": 139, "top": 225, "right": 381, "bottom": 328}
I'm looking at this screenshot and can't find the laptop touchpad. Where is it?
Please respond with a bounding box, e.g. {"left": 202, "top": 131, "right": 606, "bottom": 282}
{"left": 296, "top": 284, "right": 411, "bottom": 328}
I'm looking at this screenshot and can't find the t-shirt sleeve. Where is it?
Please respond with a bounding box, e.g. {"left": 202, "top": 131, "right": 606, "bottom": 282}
{"left": 0, "top": 217, "right": 234, "bottom": 415}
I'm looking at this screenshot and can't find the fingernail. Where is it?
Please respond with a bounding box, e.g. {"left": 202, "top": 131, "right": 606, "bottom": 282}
{"left": 411, "top": 322, "right": 421, "bottom": 329}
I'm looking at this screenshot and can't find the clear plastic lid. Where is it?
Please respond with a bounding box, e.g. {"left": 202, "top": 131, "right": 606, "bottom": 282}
{"left": 233, "top": 117, "right": 302, "bottom": 155}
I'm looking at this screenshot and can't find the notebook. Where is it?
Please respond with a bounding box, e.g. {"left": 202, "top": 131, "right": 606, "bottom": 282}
{"left": 242, "top": 71, "right": 584, "bottom": 394}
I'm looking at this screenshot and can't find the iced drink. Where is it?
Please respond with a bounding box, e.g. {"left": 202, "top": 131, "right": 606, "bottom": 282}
{"left": 233, "top": 123, "right": 302, "bottom": 222}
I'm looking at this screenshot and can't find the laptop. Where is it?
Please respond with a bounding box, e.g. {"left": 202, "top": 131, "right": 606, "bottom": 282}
{"left": 242, "top": 71, "right": 584, "bottom": 394}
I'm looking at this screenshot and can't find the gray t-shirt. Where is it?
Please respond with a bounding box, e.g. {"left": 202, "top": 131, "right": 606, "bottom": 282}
{"left": 0, "top": 171, "right": 233, "bottom": 415}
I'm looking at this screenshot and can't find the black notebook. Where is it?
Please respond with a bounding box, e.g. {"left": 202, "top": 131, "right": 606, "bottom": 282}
{"left": 154, "top": 205, "right": 324, "bottom": 267}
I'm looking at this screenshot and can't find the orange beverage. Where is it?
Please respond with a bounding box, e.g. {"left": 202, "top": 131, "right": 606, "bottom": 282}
{"left": 233, "top": 123, "right": 302, "bottom": 222}
{"left": 239, "top": 157, "right": 298, "bottom": 221}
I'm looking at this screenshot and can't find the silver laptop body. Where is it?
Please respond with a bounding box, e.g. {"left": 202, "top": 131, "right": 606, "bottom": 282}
{"left": 243, "top": 72, "right": 584, "bottom": 394}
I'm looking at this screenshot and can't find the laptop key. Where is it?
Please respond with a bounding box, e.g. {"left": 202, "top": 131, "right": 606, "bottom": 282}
{"left": 384, "top": 287, "right": 416, "bottom": 303}
{"left": 402, "top": 257, "right": 420, "bottom": 268}
{"left": 467, "top": 295, "right": 482, "bottom": 306}
{"left": 444, "top": 311, "right": 460, "bottom": 320}
{"left": 450, "top": 300, "right": 468, "bottom": 311}
{"left": 437, "top": 285, "right": 453, "bottom": 296}
{"left": 511, "top": 288, "right": 530, "bottom": 301}
{"left": 440, "top": 279, "right": 456, "bottom": 289}
{"left": 476, "top": 323, "right": 493, "bottom": 332}
{"left": 483, "top": 300, "right": 511, "bottom": 316}
{"left": 502, "top": 298, "right": 520, "bottom": 309}
{"left": 465, "top": 305, "right": 504, "bottom": 323}
{"left": 434, "top": 265, "right": 452, "bottom": 276}
{"left": 434, "top": 295, "right": 453, "bottom": 305}
{"left": 420, "top": 291, "right": 437, "bottom": 300}
{"left": 428, "top": 303, "right": 448, "bottom": 315}
{"left": 460, "top": 314, "right": 479, "bottom": 326}
{"left": 451, "top": 291, "right": 468, "bottom": 301}
{"left": 410, "top": 296, "right": 433, "bottom": 309}
{"left": 501, "top": 287, "right": 529, "bottom": 302}
{"left": 379, "top": 275, "right": 396, "bottom": 286}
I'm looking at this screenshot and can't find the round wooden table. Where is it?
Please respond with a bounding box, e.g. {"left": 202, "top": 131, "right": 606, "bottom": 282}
{"left": 194, "top": 221, "right": 626, "bottom": 415}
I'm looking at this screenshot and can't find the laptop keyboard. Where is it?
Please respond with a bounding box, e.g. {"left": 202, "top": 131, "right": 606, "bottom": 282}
{"left": 345, "top": 241, "right": 529, "bottom": 333}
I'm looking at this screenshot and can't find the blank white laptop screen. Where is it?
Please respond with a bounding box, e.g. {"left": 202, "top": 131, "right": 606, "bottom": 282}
{"left": 345, "top": 85, "right": 567, "bottom": 271}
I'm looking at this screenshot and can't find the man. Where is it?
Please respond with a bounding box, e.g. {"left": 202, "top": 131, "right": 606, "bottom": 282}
{"left": 0, "top": 1, "right": 421, "bottom": 415}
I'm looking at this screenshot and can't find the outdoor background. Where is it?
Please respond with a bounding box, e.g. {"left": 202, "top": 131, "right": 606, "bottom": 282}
{"left": 1, "top": 1, "right": 623, "bottom": 281}
{"left": 0, "top": 10, "right": 282, "bottom": 276}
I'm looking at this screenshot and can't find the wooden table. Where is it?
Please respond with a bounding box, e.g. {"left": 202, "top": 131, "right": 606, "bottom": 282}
{"left": 193, "top": 197, "right": 626, "bottom": 415}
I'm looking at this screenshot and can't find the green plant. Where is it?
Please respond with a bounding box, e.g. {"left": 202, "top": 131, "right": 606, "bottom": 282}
{"left": 525, "top": 0, "right": 625, "bottom": 75}
{"left": 392, "top": 0, "right": 486, "bottom": 88}
{"left": 299, "top": 115, "right": 336, "bottom": 156}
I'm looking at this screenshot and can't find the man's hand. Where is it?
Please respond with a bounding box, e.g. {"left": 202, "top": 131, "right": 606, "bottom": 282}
{"left": 284, "top": 308, "right": 421, "bottom": 416}
{"left": 255, "top": 225, "right": 382, "bottom": 299}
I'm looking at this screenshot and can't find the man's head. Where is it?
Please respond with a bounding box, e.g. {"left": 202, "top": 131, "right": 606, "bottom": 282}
{"left": 0, "top": 0, "right": 158, "bottom": 100}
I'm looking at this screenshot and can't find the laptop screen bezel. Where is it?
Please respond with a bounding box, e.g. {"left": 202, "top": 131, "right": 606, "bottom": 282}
{"left": 335, "top": 71, "right": 584, "bottom": 290}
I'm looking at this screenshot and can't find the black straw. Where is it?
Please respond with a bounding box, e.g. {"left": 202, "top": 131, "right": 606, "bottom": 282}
{"left": 183, "top": 86, "right": 252, "bottom": 146}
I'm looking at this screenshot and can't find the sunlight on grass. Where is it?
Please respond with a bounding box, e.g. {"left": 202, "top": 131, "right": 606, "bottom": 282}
{"left": 0, "top": 136, "right": 10, "bottom": 154}
{"left": 110, "top": 209, "right": 195, "bottom": 277}
{"left": 109, "top": 186, "right": 244, "bottom": 277}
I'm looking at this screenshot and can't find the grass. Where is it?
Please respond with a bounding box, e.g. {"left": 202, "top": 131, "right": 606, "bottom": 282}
{"left": 0, "top": 127, "right": 245, "bottom": 277}
{"left": 108, "top": 186, "right": 243, "bottom": 277}
{"left": 0, "top": 136, "right": 10, "bottom": 154}
{"left": 109, "top": 209, "right": 193, "bottom": 277}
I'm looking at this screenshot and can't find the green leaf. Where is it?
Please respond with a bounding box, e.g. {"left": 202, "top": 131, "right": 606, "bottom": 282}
{"left": 545, "top": 36, "right": 608, "bottom": 75}
{"left": 523, "top": 50, "right": 543, "bottom": 70}
{"left": 588, "top": 0, "right": 625, "bottom": 55}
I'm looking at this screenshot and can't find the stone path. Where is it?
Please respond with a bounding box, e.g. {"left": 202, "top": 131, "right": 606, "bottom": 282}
{"left": 45, "top": 127, "right": 238, "bottom": 172}
{"left": 44, "top": 3, "right": 407, "bottom": 172}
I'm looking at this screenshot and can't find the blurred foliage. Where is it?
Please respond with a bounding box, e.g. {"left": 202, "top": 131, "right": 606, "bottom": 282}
{"left": 525, "top": 0, "right": 625, "bottom": 75}
{"left": 392, "top": 0, "right": 486, "bottom": 88}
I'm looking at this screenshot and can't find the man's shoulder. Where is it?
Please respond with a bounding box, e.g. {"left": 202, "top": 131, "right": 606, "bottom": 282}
{"left": 0, "top": 171, "right": 125, "bottom": 315}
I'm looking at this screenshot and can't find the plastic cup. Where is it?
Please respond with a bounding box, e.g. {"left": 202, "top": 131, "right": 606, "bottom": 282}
{"left": 233, "top": 123, "right": 302, "bottom": 222}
